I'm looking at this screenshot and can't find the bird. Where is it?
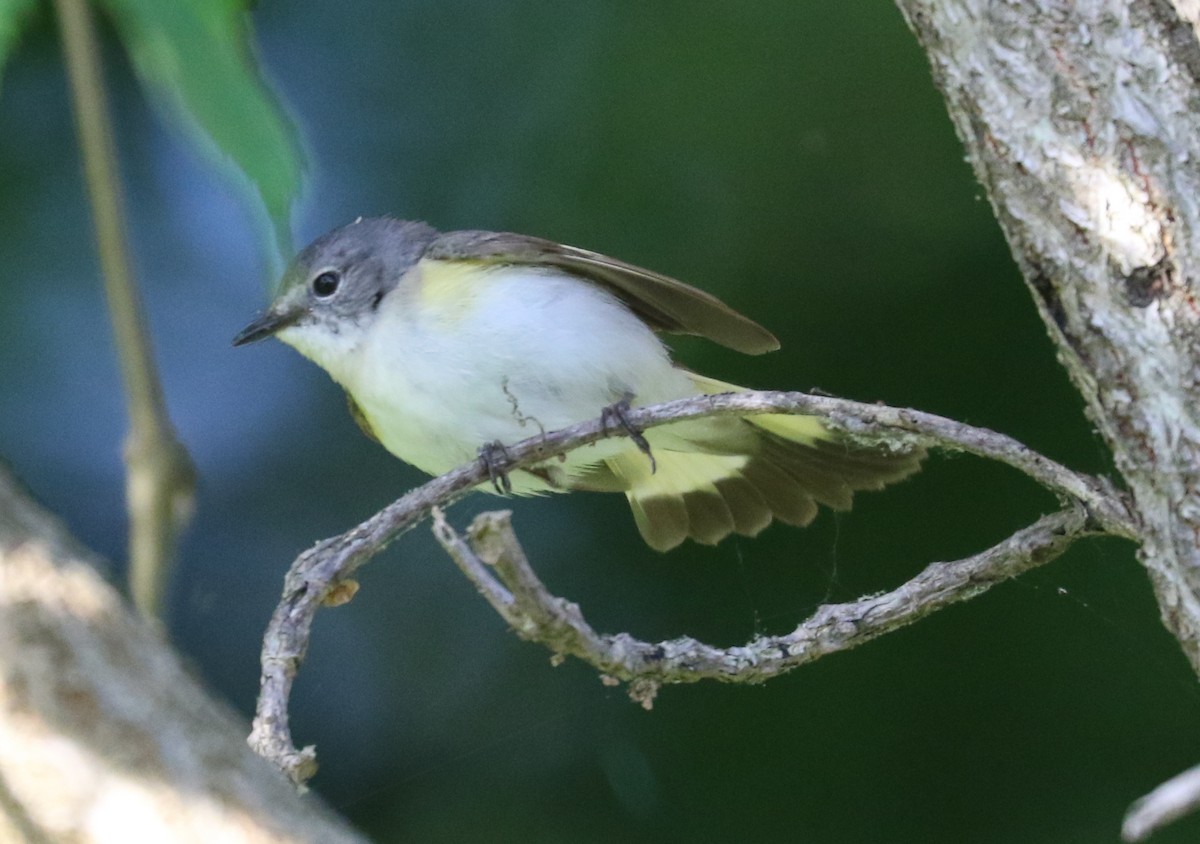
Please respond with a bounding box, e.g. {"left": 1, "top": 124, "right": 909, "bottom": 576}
{"left": 233, "top": 217, "right": 922, "bottom": 551}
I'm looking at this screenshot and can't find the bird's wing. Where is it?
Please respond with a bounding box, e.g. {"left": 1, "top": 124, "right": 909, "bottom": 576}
{"left": 425, "top": 230, "right": 780, "bottom": 355}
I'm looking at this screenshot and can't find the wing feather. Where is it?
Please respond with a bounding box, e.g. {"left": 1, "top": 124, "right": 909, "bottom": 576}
{"left": 425, "top": 230, "right": 780, "bottom": 355}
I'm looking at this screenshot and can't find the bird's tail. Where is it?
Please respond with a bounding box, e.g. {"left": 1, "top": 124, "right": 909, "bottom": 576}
{"left": 572, "top": 374, "right": 924, "bottom": 551}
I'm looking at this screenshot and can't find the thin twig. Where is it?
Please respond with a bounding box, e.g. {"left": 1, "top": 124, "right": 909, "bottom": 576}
{"left": 1123, "top": 762, "right": 1200, "bottom": 842}
{"left": 53, "top": 0, "right": 195, "bottom": 619}
{"left": 249, "top": 391, "right": 1136, "bottom": 785}
{"left": 434, "top": 506, "right": 1094, "bottom": 708}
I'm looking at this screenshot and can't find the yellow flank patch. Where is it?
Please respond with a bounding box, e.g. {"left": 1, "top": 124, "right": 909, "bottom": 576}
{"left": 686, "top": 372, "right": 830, "bottom": 445}
{"left": 747, "top": 413, "right": 829, "bottom": 445}
{"left": 345, "top": 393, "right": 380, "bottom": 443}
{"left": 610, "top": 449, "right": 748, "bottom": 499}
{"left": 417, "top": 258, "right": 488, "bottom": 322}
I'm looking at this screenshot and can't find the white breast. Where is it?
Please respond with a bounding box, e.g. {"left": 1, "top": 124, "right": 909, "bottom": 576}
{"left": 348, "top": 261, "right": 696, "bottom": 486}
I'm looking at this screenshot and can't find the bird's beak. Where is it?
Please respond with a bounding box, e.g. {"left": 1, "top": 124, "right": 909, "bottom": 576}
{"left": 232, "top": 306, "right": 302, "bottom": 346}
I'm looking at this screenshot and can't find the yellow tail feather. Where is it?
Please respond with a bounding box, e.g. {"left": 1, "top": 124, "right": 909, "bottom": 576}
{"left": 571, "top": 375, "right": 924, "bottom": 551}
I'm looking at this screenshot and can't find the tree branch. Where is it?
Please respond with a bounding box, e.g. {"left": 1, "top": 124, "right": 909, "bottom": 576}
{"left": 53, "top": 0, "right": 195, "bottom": 620}
{"left": 249, "top": 390, "right": 1135, "bottom": 786}
{"left": 1123, "top": 761, "right": 1200, "bottom": 841}
{"left": 431, "top": 505, "right": 1094, "bottom": 709}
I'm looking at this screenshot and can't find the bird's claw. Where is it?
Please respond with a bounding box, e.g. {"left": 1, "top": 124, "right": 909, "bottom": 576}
{"left": 479, "top": 440, "right": 513, "bottom": 494}
{"left": 601, "top": 398, "right": 656, "bottom": 474}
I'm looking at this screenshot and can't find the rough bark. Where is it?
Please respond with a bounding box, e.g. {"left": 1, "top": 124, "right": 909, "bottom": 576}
{"left": 894, "top": 0, "right": 1200, "bottom": 672}
{"left": 0, "top": 465, "right": 366, "bottom": 844}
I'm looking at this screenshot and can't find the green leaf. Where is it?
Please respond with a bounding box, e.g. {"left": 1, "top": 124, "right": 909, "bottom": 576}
{"left": 0, "top": 0, "right": 37, "bottom": 93}
{"left": 96, "top": 0, "right": 304, "bottom": 262}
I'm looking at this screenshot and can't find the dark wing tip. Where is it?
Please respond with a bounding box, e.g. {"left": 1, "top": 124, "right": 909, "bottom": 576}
{"left": 723, "top": 320, "right": 780, "bottom": 355}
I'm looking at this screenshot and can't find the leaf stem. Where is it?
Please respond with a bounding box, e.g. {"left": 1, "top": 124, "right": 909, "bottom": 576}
{"left": 53, "top": 0, "right": 195, "bottom": 619}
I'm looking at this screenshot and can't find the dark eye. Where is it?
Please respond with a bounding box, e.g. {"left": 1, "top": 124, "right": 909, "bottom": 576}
{"left": 312, "top": 271, "right": 340, "bottom": 298}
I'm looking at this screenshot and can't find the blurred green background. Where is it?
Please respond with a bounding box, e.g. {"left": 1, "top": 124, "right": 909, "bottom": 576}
{"left": 4, "top": 1, "right": 1199, "bottom": 841}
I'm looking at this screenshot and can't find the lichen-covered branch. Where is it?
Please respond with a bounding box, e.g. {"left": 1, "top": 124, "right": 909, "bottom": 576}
{"left": 250, "top": 390, "right": 1134, "bottom": 786}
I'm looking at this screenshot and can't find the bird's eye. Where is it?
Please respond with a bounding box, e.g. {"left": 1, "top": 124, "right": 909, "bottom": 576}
{"left": 312, "top": 271, "right": 340, "bottom": 298}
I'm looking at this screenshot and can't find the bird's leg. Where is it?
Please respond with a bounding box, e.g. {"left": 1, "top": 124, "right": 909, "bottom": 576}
{"left": 478, "top": 440, "right": 514, "bottom": 494}
{"left": 601, "top": 397, "right": 656, "bottom": 474}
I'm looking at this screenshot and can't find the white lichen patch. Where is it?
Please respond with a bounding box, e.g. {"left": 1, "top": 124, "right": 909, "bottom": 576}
{"left": 1061, "top": 159, "right": 1163, "bottom": 275}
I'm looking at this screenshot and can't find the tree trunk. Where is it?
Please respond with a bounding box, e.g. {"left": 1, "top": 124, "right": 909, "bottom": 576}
{"left": 894, "top": 0, "right": 1200, "bottom": 672}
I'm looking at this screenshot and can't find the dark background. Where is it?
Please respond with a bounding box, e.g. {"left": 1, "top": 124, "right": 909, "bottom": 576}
{"left": 3, "top": 2, "right": 1198, "bottom": 841}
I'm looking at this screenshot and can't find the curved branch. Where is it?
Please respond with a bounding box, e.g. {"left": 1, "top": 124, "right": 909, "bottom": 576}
{"left": 248, "top": 390, "right": 1135, "bottom": 785}
{"left": 432, "top": 506, "right": 1094, "bottom": 707}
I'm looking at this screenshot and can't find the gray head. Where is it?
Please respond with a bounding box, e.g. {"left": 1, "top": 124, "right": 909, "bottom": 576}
{"left": 233, "top": 217, "right": 438, "bottom": 349}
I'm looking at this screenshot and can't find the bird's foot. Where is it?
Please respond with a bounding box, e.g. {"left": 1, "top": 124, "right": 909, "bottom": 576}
{"left": 600, "top": 398, "right": 656, "bottom": 474}
{"left": 478, "top": 440, "right": 513, "bottom": 494}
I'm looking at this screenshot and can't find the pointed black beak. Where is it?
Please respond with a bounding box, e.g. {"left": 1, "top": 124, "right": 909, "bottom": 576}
{"left": 232, "top": 308, "right": 301, "bottom": 346}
